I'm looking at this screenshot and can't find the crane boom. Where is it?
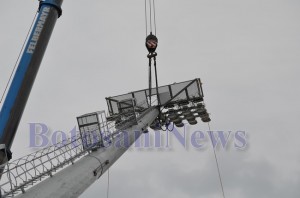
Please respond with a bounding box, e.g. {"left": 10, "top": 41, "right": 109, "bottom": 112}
{"left": 0, "top": 0, "right": 63, "bottom": 164}
{"left": 0, "top": 1, "right": 213, "bottom": 197}
{"left": 0, "top": 78, "right": 209, "bottom": 197}
{"left": 14, "top": 108, "right": 159, "bottom": 198}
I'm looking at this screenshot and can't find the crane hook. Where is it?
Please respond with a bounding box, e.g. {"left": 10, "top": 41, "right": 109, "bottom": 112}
{"left": 146, "top": 32, "right": 158, "bottom": 55}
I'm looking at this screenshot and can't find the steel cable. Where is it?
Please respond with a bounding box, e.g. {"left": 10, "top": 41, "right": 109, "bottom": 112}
{"left": 208, "top": 122, "right": 226, "bottom": 198}
{"left": 0, "top": 11, "right": 38, "bottom": 105}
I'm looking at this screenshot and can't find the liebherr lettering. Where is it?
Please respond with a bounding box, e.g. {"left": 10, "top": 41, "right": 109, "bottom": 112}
{"left": 26, "top": 7, "right": 50, "bottom": 54}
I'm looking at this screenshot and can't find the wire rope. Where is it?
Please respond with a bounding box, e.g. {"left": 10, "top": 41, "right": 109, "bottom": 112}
{"left": 148, "top": 0, "right": 152, "bottom": 33}
{"left": 144, "top": 0, "right": 148, "bottom": 36}
{"left": 106, "top": 168, "right": 110, "bottom": 198}
{"left": 208, "top": 122, "right": 226, "bottom": 198}
{"left": 0, "top": 11, "right": 38, "bottom": 105}
{"left": 152, "top": 0, "right": 157, "bottom": 35}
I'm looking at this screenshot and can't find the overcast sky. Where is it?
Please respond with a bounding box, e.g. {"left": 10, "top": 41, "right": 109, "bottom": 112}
{"left": 1, "top": 0, "right": 300, "bottom": 198}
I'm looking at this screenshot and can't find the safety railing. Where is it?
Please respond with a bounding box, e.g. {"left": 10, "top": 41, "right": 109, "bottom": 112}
{"left": 0, "top": 106, "right": 149, "bottom": 197}
{"left": 0, "top": 134, "right": 87, "bottom": 197}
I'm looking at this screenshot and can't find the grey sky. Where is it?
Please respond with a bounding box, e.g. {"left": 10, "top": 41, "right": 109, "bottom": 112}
{"left": 1, "top": 0, "right": 300, "bottom": 198}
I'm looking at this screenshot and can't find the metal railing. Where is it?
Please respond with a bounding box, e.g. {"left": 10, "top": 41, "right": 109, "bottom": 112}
{"left": 0, "top": 104, "right": 155, "bottom": 197}
{"left": 0, "top": 134, "right": 87, "bottom": 197}
{"left": 0, "top": 108, "right": 150, "bottom": 197}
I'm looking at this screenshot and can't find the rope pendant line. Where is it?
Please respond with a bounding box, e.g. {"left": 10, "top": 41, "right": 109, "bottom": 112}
{"left": 144, "top": 0, "right": 157, "bottom": 35}
{"left": 208, "top": 123, "right": 226, "bottom": 198}
{"left": 152, "top": 0, "right": 157, "bottom": 35}
{"left": 0, "top": 11, "right": 38, "bottom": 105}
{"left": 144, "top": 0, "right": 148, "bottom": 36}
{"left": 106, "top": 168, "right": 110, "bottom": 198}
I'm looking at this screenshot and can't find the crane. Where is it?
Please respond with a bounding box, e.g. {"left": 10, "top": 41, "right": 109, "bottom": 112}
{"left": 0, "top": 1, "right": 212, "bottom": 197}
{"left": 0, "top": 0, "right": 63, "bottom": 166}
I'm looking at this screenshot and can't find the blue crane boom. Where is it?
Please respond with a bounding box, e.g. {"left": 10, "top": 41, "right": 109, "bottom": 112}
{"left": 0, "top": 0, "right": 63, "bottom": 163}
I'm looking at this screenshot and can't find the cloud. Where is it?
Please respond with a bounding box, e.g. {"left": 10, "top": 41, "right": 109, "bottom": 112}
{"left": 0, "top": 0, "right": 300, "bottom": 197}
